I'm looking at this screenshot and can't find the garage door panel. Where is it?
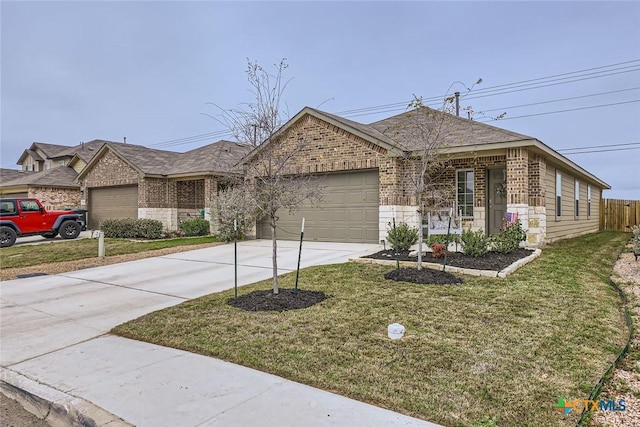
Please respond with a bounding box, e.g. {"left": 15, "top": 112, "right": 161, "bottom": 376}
{"left": 88, "top": 186, "right": 138, "bottom": 229}
{"left": 258, "top": 170, "right": 379, "bottom": 243}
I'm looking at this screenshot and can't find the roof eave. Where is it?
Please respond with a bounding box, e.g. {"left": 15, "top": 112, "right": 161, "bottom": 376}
{"left": 436, "top": 139, "right": 610, "bottom": 189}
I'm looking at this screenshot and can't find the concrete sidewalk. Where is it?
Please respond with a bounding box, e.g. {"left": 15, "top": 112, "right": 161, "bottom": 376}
{"left": 1, "top": 240, "right": 439, "bottom": 426}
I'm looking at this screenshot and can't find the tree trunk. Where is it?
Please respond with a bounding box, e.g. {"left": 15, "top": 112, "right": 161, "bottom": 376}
{"left": 271, "top": 215, "right": 279, "bottom": 294}
{"left": 417, "top": 205, "right": 424, "bottom": 271}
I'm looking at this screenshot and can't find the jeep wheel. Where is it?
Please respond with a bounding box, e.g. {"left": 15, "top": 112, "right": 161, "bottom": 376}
{"left": 59, "top": 220, "right": 81, "bottom": 239}
{"left": 42, "top": 232, "right": 58, "bottom": 239}
{"left": 0, "top": 226, "right": 17, "bottom": 248}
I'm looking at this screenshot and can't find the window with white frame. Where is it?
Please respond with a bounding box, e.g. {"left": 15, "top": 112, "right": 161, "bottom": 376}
{"left": 44, "top": 163, "right": 50, "bottom": 170}
{"left": 58, "top": 160, "right": 65, "bottom": 166}
{"left": 456, "top": 169, "right": 474, "bottom": 217}
{"left": 575, "top": 180, "right": 580, "bottom": 217}
{"left": 587, "top": 185, "right": 592, "bottom": 217}
{"left": 556, "top": 171, "right": 562, "bottom": 217}
{"left": 26, "top": 164, "right": 34, "bottom": 171}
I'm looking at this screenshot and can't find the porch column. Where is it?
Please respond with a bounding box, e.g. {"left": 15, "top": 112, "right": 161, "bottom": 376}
{"left": 527, "top": 154, "right": 547, "bottom": 247}
{"left": 204, "top": 175, "right": 218, "bottom": 233}
{"left": 506, "top": 148, "right": 529, "bottom": 233}
{"left": 378, "top": 157, "right": 419, "bottom": 242}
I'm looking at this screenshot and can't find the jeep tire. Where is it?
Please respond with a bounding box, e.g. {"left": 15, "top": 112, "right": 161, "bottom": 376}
{"left": 0, "top": 226, "right": 17, "bottom": 248}
{"left": 59, "top": 220, "right": 81, "bottom": 239}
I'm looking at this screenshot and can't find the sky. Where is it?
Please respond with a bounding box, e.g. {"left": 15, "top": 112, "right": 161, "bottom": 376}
{"left": 1, "top": 1, "right": 639, "bottom": 199}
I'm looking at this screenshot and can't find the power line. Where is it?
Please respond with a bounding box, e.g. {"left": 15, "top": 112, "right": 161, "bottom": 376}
{"left": 142, "top": 59, "right": 640, "bottom": 148}
{"left": 562, "top": 146, "right": 640, "bottom": 155}
{"left": 477, "top": 99, "right": 640, "bottom": 122}
{"left": 558, "top": 141, "right": 640, "bottom": 152}
{"left": 336, "top": 59, "right": 640, "bottom": 117}
{"left": 480, "top": 87, "right": 640, "bottom": 113}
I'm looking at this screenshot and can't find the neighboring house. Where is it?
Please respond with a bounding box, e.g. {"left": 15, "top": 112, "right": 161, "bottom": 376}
{"left": 3, "top": 140, "right": 125, "bottom": 209}
{"left": 243, "top": 106, "right": 609, "bottom": 246}
{"left": 76, "top": 140, "right": 251, "bottom": 230}
{"left": 0, "top": 167, "right": 81, "bottom": 210}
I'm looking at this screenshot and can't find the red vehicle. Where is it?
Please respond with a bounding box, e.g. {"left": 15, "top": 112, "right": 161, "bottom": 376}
{"left": 0, "top": 198, "right": 85, "bottom": 248}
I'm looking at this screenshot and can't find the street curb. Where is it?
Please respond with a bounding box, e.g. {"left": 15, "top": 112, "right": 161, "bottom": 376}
{"left": 0, "top": 367, "right": 133, "bottom": 427}
{"left": 350, "top": 249, "right": 542, "bottom": 278}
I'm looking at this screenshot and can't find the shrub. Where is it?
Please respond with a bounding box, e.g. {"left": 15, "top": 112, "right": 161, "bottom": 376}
{"left": 431, "top": 243, "right": 446, "bottom": 259}
{"left": 631, "top": 225, "right": 640, "bottom": 255}
{"left": 180, "top": 218, "right": 210, "bottom": 237}
{"left": 491, "top": 220, "right": 527, "bottom": 254}
{"left": 461, "top": 229, "right": 489, "bottom": 257}
{"left": 427, "top": 234, "right": 460, "bottom": 246}
{"left": 387, "top": 222, "right": 419, "bottom": 252}
{"left": 212, "top": 185, "right": 256, "bottom": 242}
{"left": 101, "top": 218, "right": 163, "bottom": 239}
{"left": 134, "top": 218, "right": 164, "bottom": 239}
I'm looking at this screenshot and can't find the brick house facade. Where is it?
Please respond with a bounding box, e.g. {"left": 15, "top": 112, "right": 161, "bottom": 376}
{"left": 243, "top": 107, "right": 609, "bottom": 246}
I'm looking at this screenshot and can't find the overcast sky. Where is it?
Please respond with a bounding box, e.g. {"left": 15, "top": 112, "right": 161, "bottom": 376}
{"left": 1, "top": 1, "right": 639, "bottom": 199}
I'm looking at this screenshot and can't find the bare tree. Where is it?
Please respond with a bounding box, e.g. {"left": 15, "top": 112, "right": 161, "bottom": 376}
{"left": 383, "top": 81, "right": 481, "bottom": 270}
{"left": 211, "top": 59, "right": 321, "bottom": 294}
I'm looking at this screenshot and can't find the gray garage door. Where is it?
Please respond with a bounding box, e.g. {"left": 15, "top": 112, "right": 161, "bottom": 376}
{"left": 257, "top": 170, "right": 379, "bottom": 243}
{"left": 88, "top": 185, "right": 138, "bottom": 229}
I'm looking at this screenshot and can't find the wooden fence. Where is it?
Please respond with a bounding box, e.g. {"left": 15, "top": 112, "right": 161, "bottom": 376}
{"left": 600, "top": 199, "right": 640, "bottom": 231}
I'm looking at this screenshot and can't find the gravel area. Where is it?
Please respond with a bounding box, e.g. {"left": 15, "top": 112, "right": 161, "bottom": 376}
{"left": 591, "top": 246, "right": 640, "bottom": 427}
{"left": 0, "top": 393, "right": 49, "bottom": 427}
{"left": 0, "top": 242, "right": 222, "bottom": 282}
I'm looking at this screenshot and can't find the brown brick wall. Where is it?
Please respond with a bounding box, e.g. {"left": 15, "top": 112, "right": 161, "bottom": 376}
{"left": 29, "top": 187, "right": 81, "bottom": 210}
{"left": 82, "top": 150, "right": 139, "bottom": 188}
{"left": 245, "top": 114, "right": 390, "bottom": 195}
{"left": 506, "top": 148, "right": 529, "bottom": 204}
{"left": 528, "top": 153, "right": 546, "bottom": 207}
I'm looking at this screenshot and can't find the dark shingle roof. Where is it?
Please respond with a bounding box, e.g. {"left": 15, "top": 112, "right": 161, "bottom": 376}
{"left": 369, "top": 107, "right": 535, "bottom": 151}
{"left": 0, "top": 167, "right": 79, "bottom": 188}
{"left": 32, "top": 142, "right": 72, "bottom": 158}
{"left": 176, "top": 141, "right": 252, "bottom": 174}
{"left": 0, "top": 168, "right": 30, "bottom": 182}
{"left": 106, "top": 143, "right": 178, "bottom": 175}
{"left": 59, "top": 140, "right": 114, "bottom": 162}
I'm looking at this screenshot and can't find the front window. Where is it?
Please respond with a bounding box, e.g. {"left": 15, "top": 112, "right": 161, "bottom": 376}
{"left": 45, "top": 163, "right": 51, "bottom": 170}
{"left": 556, "top": 171, "right": 562, "bottom": 217}
{"left": 58, "top": 160, "right": 65, "bottom": 166}
{"left": 456, "top": 169, "right": 474, "bottom": 217}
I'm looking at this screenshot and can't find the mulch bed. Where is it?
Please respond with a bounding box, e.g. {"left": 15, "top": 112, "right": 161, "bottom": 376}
{"left": 364, "top": 248, "right": 534, "bottom": 271}
{"left": 385, "top": 268, "right": 463, "bottom": 285}
{"left": 228, "top": 288, "right": 328, "bottom": 312}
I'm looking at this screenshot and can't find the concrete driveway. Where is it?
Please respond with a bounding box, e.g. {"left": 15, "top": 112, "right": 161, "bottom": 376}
{"left": 0, "top": 240, "right": 438, "bottom": 426}
{"left": 11, "top": 230, "right": 94, "bottom": 247}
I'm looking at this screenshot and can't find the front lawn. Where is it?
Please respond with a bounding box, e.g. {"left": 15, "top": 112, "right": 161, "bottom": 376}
{"left": 113, "top": 232, "right": 629, "bottom": 426}
{"left": 0, "top": 235, "right": 221, "bottom": 269}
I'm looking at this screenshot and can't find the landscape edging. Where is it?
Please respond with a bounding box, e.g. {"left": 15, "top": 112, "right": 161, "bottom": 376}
{"left": 350, "top": 249, "right": 542, "bottom": 278}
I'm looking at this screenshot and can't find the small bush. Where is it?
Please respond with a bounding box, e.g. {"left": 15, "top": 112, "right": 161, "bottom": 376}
{"left": 387, "top": 222, "right": 419, "bottom": 252}
{"left": 427, "top": 234, "right": 460, "bottom": 246}
{"left": 461, "top": 229, "right": 489, "bottom": 257}
{"left": 491, "top": 220, "right": 527, "bottom": 254}
{"left": 631, "top": 225, "right": 640, "bottom": 255}
{"left": 135, "top": 218, "right": 163, "bottom": 239}
{"left": 431, "top": 243, "right": 446, "bottom": 259}
{"left": 101, "top": 218, "right": 163, "bottom": 239}
{"left": 180, "top": 218, "right": 210, "bottom": 237}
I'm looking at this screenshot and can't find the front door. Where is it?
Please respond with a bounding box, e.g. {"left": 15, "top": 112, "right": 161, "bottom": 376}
{"left": 487, "top": 168, "right": 506, "bottom": 235}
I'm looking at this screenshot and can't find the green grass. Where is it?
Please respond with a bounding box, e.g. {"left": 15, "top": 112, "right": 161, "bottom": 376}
{"left": 0, "top": 235, "right": 221, "bottom": 268}
{"left": 113, "top": 232, "right": 629, "bottom": 426}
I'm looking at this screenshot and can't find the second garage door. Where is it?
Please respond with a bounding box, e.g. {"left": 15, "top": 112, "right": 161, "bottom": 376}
{"left": 257, "top": 170, "right": 379, "bottom": 243}
{"left": 88, "top": 185, "right": 139, "bottom": 229}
